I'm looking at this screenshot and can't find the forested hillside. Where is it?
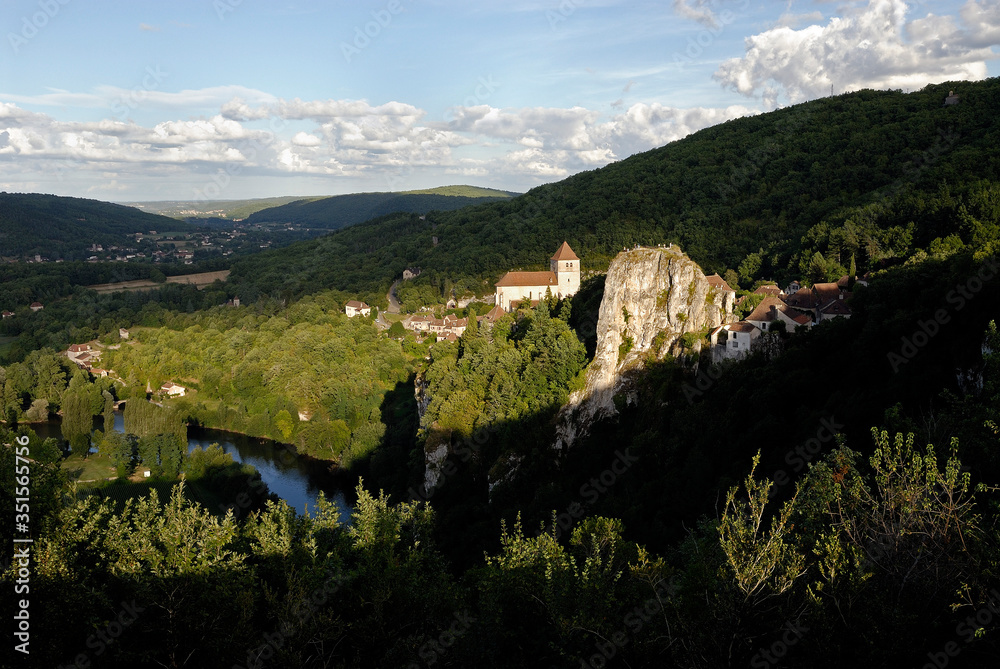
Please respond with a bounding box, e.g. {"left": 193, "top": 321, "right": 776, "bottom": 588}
{"left": 243, "top": 185, "right": 516, "bottom": 229}
{"left": 0, "top": 193, "right": 192, "bottom": 260}
{"left": 100, "top": 293, "right": 416, "bottom": 466}
{"left": 228, "top": 79, "right": 1000, "bottom": 307}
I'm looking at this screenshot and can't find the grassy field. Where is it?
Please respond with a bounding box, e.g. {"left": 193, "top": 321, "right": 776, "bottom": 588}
{"left": 86, "top": 270, "right": 230, "bottom": 294}
{"left": 62, "top": 452, "right": 117, "bottom": 482}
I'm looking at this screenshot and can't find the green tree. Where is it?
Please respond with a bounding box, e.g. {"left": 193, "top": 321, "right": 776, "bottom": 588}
{"left": 62, "top": 381, "right": 95, "bottom": 458}
{"left": 274, "top": 408, "right": 294, "bottom": 442}
{"left": 387, "top": 321, "right": 405, "bottom": 339}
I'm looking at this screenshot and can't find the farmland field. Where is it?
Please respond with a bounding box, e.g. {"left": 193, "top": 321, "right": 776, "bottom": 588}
{"left": 86, "top": 270, "right": 230, "bottom": 294}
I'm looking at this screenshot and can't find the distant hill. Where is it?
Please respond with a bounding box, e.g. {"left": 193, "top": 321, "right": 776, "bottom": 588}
{"left": 125, "top": 196, "right": 322, "bottom": 220}
{"left": 242, "top": 185, "right": 517, "bottom": 229}
{"left": 227, "top": 78, "right": 1000, "bottom": 304}
{"left": 0, "top": 193, "right": 193, "bottom": 261}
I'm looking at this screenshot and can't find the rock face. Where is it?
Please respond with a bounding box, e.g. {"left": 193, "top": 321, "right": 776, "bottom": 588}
{"left": 555, "top": 246, "right": 734, "bottom": 449}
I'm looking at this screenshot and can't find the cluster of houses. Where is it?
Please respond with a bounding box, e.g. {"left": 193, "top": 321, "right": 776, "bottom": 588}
{"left": 64, "top": 338, "right": 187, "bottom": 396}
{"left": 65, "top": 342, "right": 110, "bottom": 377}
{"left": 382, "top": 242, "right": 584, "bottom": 342}
{"left": 400, "top": 305, "right": 510, "bottom": 342}
{"left": 709, "top": 274, "right": 865, "bottom": 362}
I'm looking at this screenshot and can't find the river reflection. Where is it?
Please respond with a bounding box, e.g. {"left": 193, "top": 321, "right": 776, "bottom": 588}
{"left": 29, "top": 413, "right": 352, "bottom": 520}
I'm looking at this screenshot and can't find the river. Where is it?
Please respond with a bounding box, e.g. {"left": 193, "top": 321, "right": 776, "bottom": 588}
{"left": 28, "top": 413, "right": 351, "bottom": 520}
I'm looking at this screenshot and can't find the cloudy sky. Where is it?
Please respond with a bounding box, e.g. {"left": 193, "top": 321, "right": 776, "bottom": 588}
{"left": 0, "top": 0, "right": 997, "bottom": 202}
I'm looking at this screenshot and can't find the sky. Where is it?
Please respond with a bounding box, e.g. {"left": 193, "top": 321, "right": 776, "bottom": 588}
{"left": 0, "top": 0, "right": 997, "bottom": 202}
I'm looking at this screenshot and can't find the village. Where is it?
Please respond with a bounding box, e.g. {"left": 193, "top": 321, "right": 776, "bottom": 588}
{"left": 343, "top": 241, "right": 582, "bottom": 342}
{"left": 706, "top": 271, "right": 864, "bottom": 362}
{"left": 341, "top": 241, "right": 863, "bottom": 357}
{"left": 47, "top": 242, "right": 862, "bottom": 395}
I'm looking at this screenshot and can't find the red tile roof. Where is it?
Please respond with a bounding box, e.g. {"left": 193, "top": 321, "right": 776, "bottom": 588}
{"left": 726, "top": 322, "right": 758, "bottom": 333}
{"left": 550, "top": 241, "right": 579, "bottom": 261}
{"left": 706, "top": 274, "right": 734, "bottom": 292}
{"left": 481, "top": 305, "right": 506, "bottom": 322}
{"left": 813, "top": 283, "right": 842, "bottom": 304}
{"left": 785, "top": 287, "right": 819, "bottom": 309}
{"left": 820, "top": 299, "right": 852, "bottom": 315}
{"left": 495, "top": 271, "right": 558, "bottom": 287}
{"left": 745, "top": 296, "right": 786, "bottom": 323}
{"left": 753, "top": 284, "right": 782, "bottom": 297}
{"left": 345, "top": 300, "right": 369, "bottom": 309}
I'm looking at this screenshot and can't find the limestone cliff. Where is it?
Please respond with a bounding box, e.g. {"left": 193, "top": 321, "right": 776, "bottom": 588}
{"left": 555, "top": 245, "right": 734, "bottom": 449}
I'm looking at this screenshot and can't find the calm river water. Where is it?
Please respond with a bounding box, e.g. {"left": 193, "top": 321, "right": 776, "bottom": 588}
{"left": 30, "top": 413, "right": 351, "bottom": 519}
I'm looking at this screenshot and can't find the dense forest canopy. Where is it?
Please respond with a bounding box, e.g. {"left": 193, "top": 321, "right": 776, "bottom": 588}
{"left": 0, "top": 193, "right": 192, "bottom": 260}
{"left": 243, "top": 185, "right": 516, "bottom": 229}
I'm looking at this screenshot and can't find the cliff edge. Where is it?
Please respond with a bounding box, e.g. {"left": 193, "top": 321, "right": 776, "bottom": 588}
{"left": 555, "top": 245, "right": 734, "bottom": 449}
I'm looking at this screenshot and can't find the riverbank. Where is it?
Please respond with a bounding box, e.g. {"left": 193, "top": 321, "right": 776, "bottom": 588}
{"left": 25, "top": 415, "right": 353, "bottom": 520}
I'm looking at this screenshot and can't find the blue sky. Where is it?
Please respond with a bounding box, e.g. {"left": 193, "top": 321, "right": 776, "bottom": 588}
{"left": 0, "top": 0, "right": 997, "bottom": 201}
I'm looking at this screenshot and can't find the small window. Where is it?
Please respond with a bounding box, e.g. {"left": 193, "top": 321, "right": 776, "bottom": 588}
{"left": 732, "top": 341, "right": 739, "bottom": 348}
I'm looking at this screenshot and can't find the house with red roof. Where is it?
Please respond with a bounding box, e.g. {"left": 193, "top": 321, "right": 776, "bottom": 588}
{"left": 495, "top": 242, "right": 580, "bottom": 311}
{"left": 160, "top": 382, "right": 186, "bottom": 397}
{"left": 745, "top": 297, "right": 812, "bottom": 333}
{"left": 706, "top": 274, "right": 736, "bottom": 295}
{"left": 345, "top": 300, "right": 371, "bottom": 317}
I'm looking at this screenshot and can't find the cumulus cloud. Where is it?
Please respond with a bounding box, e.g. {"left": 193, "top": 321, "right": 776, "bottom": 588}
{"left": 714, "top": 0, "right": 996, "bottom": 106}
{"left": 0, "top": 89, "right": 758, "bottom": 196}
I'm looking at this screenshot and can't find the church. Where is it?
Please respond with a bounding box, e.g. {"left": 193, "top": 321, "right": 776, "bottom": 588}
{"left": 494, "top": 241, "right": 580, "bottom": 311}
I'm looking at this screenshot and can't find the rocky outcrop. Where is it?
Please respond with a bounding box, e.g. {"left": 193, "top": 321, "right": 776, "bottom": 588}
{"left": 555, "top": 245, "right": 734, "bottom": 449}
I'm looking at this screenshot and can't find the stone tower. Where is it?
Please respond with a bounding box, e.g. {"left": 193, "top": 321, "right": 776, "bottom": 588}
{"left": 550, "top": 241, "right": 580, "bottom": 298}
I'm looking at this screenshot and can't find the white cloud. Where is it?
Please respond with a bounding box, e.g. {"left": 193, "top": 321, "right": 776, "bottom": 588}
{"left": 0, "top": 89, "right": 759, "bottom": 197}
{"left": 961, "top": 0, "right": 1000, "bottom": 48}
{"left": 714, "top": 0, "right": 996, "bottom": 106}
{"left": 292, "top": 132, "right": 322, "bottom": 147}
